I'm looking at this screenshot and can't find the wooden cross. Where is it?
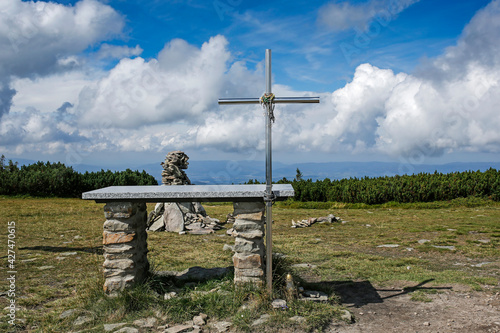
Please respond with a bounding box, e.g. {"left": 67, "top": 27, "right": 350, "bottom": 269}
{"left": 218, "top": 49, "right": 319, "bottom": 294}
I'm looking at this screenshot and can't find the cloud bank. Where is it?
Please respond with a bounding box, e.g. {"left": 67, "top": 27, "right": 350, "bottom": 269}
{"left": 0, "top": 0, "right": 124, "bottom": 118}
{"left": 1, "top": 0, "right": 500, "bottom": 164}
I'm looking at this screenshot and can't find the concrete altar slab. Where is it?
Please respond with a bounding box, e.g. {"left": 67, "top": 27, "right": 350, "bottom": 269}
{"left": 82, "top": 184, "right": 294, "bottom": 203}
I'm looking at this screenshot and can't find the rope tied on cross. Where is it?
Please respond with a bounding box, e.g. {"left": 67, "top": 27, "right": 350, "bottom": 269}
{"left": 260, "top": 93, "right": 276, "bottom": 123}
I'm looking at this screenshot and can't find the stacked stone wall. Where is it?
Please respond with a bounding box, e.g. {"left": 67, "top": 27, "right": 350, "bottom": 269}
{"left": 102, "top": 202, "right": 149, "bottom": 295}
{"left": 231, "top": 202, "right": 266, "bottom": 286}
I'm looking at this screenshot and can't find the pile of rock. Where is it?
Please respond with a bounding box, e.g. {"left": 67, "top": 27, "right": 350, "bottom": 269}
{"left": 147, "top": 201, "right": 222, "bottom": 234}
{"left": 161, "top": 151, "right": 191, "bottom": 185}
{"left": 147, "top": 151, "right": 222, "bottom": 234}
{"left": 291, "top": 214, "right": 341, "bottom": 228}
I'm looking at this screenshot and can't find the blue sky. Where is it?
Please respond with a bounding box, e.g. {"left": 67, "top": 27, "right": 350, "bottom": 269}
{"left": 1, "top": 0, "right": 499, "bottom": 169}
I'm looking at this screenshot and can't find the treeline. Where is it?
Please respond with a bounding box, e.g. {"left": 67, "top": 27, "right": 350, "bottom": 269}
{"left": 0, "top": 156, "right": 158, "bottom": 197}
{"left": 249, "top": 168, "right": 500, "bottom": 204}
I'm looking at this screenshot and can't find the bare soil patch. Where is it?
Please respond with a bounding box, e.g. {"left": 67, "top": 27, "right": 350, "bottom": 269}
{"left": 328, "top": 282, "right": 500, "bottom": 333}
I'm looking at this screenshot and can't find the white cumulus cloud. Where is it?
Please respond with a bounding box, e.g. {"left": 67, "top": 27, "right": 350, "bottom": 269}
{"left": 3, "top": 0, "right": 500, "bottom": 164}
{"left": 0, "top": 0, "right": 125, "bottom": 117}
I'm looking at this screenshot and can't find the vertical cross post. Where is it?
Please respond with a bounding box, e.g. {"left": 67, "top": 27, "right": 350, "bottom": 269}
{"left": 218, "top": 49, "right": 319, "bottom": 295}
{"left": 264, "top": 49, "right": 273, "bottom": 293}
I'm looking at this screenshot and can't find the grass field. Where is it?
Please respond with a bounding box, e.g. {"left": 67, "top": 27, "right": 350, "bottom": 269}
{"left": 1, "top": 197, "right": 499, "bottom": 332}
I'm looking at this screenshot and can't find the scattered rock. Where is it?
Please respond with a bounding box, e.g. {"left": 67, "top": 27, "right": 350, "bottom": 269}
{"left": 59, "top": 309, "right": 77, "bottom": 319}
{"left": 225, "top": 213, "right": 235, "bottom": 224}
{"left": 291, "top": 214, "right": 341, "bottom": 228}
{"left": 164, "top": 324, "right": 193, "bottom": 333}
{"left": 103, "top": 323, "right": 126, "bottom": 331}
{"left": 340, "top": 309, "right": 353, "bottom": 323}
{"left": 222, "top": 244, "right": 234, "bottom": 252}
{"left": 272, "top": 298, "right": 288, "bottom": 309}
{"left": 38, "top": 265, "right": 55, "bottom": 270}
{"left": 193, "top": 313, "right": 208, "bottom": 326}
{"left": 212, "top": 321, "right": 232, "bottom": 332}
{"left": 300, "top": 290, "right": 329, "bottom": 302}
{"left": 290, "top": 316, "right": 306, "bottom": 323}
{"left": 423, "top": 321, "right": 431, "bottom": 326}
{"left": 133, "top": 317, "right": 157, "bottom": 328}
{"left": 115, "top": 328, "right": 139, "bottom": 333}
{"left": 418, "top": 239, "right": 431, "bottom": 244}
{"left": 164, "top": 291, "right": 178, "bottom": 300}
{"left": 73, "top": 316, "right": 92, "bottom": 327}
{"left": 377, "top": 244, "right": 400, "bottom": 248}
{"left": 432, "top": 245, "right": 456, "bottom": 250}
{"left": 478, "top": 239, "right": 490, "bottom": 243}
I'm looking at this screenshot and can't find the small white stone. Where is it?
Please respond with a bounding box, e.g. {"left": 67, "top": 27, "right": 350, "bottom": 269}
{"left": 340, "top": 310, "right": 353, "bottom": 322}
{"left": 60, "top": 251, "right": 78, "bottom": 256}
{"left": 164, "top": 291, "right": 178, "bottom": 300}
{"left": 272, "top": 299, "right": 287, "bottom": 309}
{"left": 104, "top": 323, "right": 126, "bottom": 331}
{"left": 290, "top": 316, "right": 306, "bottom": 323}
{"left": 115, "top": 327, "right": 139, "bottom": 333}
{"left": 73, "top": 316, "right": 92, "bottom": 326}
{"left": 38, "top": 266, "right": 55, "bottom": 270}
{"left": 59, "top": 309, "right": 77, "bottom": 319}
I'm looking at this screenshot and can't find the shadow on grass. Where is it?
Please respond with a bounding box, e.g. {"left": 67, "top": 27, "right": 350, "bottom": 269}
{"left": 19, "top": 245, "right": 103, "bottom": 255}
{"left": 145, "top": 266, "right": 235, "bottom": 293}
{"left": 305, "top": 279, "right": 452, "bottom": 308}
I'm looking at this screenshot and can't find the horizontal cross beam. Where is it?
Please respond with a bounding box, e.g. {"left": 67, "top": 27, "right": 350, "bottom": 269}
{"left": 218, "top": 96, "right": 320, "bottom": 105}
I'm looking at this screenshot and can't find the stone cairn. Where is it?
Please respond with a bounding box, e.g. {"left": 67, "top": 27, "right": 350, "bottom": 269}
{"left": 160, "top": 150, "right": 191, "bottom": 185}
{"left": 147, "top": 151, "right": 222, "bottom": 234}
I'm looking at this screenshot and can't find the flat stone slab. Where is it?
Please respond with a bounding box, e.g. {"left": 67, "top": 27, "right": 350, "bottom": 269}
{"left": 82, "top": 184, "right": 294, "bottom": 203}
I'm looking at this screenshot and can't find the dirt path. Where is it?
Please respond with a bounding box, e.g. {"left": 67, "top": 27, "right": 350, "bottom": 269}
{"left": 327, "top": 284, "right": 500, "bottom": 333}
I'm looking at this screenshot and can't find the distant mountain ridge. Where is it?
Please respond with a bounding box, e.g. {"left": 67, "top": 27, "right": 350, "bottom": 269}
{"left": 142, "top": 160, "right": 500, "bottom": 185}
{"left": 5, "top": 157, "right": 500, "bottom": 185}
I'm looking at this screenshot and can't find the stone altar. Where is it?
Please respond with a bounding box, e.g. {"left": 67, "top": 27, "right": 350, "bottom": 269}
{"left": 82, "top": 184, "right": 294, "bottom": 295}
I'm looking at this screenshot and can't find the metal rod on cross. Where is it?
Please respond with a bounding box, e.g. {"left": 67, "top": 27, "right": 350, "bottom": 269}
{"left": 218, "top": 49, "right": 319, "bottom": 294}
